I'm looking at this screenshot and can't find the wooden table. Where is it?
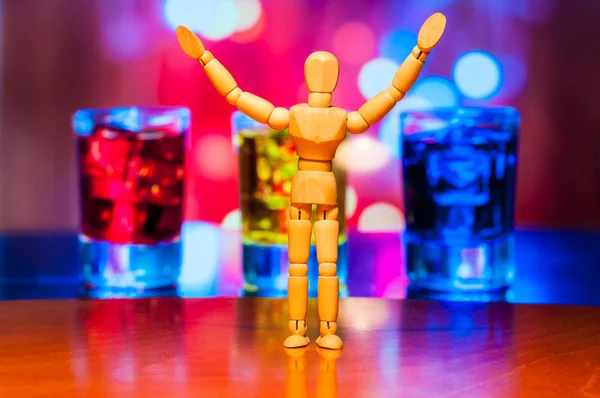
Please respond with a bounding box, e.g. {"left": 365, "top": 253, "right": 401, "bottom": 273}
{"left": 1, "top": 298, "right": 599, "bottom": 397}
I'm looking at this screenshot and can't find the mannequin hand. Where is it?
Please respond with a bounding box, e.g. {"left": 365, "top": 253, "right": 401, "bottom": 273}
{"left": 176, "top": 25, "right": 206, "bottom": 60}
{"left": 417, "top": 13, "right": 446, "bottom": 52}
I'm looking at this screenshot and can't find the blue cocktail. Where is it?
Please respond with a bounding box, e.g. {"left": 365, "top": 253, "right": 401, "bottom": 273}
{"left": 402, "top": 107, "right": 519, "bottom": 294}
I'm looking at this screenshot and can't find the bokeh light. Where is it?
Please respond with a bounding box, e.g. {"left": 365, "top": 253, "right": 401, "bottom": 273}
{"left": 453, "top": 51, "right": 503, "bottom": 100}
{"left": 231, "top": 12, "right": 265, "bottom": 43}
{"left": 201, "top": 0, "right": 240, "bottom": 40}
{"left": 234, "top": 0, "right": 262, "bottom": 32}
{"left": 357, "top": 203, "right": 405, "bottom": 233}
{"left": 336, "top": 136, "right": 391, "bottom": 174}
{"left": 221, "top": 209, "right": 242, "bottom": 231}
{"left": 358, "top": 58, "right": 399, "bottom": 99}
{"left": 412, "top": 76, "right": 459, "bottom": 107}
{"left": 379, "top": 31, "right": 416, "bottom": 64}
{"left": 348, "top": 300, "right": 391, "bottom": 330}
{"left": 195, "top": 135, "right": 237, "bottom": 180}
{"left": 163, "top": 0, "right": 242, "bottom": 41}
{"left": 332, "top": 22, "right": 376, "bottom": 65}
{"left": 163, "top": 0, "right": 217, "bottom": 33}
{"left": 346, "top": 186, "right": 358, "bottom": 219}
{"left": 179, "top": 222, "right": 221, "bottom": 287}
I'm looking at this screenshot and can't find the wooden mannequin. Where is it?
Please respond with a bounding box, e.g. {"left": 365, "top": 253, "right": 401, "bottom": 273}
{"left": 176, "top": 13, "right": 446, "bottom": 350}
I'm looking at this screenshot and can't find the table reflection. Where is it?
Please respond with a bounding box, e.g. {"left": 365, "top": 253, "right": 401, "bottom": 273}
{"left": 71, "top": 298, "right": 186, "bottom": 395}
{"left": 64, "top": 298, "right": 516, "bottom": 398}
{"left": 285, "top": 347, "right": 308, "bottom": 398}
{"left": 284, "top": 347, "right": 341, "bottom": 398}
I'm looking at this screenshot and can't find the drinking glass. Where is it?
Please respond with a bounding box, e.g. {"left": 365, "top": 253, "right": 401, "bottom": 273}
{"left": 232, "top": 111, "right": 348, "bottom": 297}
{"left": 72, "top": 106, "right": 189, "bottom": 293}
{"left": 401, "top": 107, "right": 519, "bottom": 295}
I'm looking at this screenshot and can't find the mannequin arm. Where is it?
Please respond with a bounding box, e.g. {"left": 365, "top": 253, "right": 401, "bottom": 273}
{"left": 347, "top": 13, "right": 446, "bottom": 134}
{"left": 176, "top": 26, "right": 288, "bottom": 130}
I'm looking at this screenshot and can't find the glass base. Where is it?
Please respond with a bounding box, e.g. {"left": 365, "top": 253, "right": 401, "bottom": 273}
{"left": 406, "top": 287, "right": 509, "bottom": 302}
{"left": 80, "top": 235, "right": 182, "bottom": 292}
{"left": 406, "top": 235, "right": 514, "bottom": 294}
{"left": 242, "top": 241, "right": 348, "bottom": 298}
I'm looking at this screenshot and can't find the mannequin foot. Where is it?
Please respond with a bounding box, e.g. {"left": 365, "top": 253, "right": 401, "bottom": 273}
{"left": 316, "top": 334, "right": 343, "bottom": 350}
{"left": 316, "top": 321, "right": 343, "bottom": 349}
{"left": 284, "top": 334, "right": 310, "bottom": 348}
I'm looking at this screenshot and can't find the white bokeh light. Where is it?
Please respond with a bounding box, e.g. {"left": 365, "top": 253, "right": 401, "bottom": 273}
{"left": 234, "top": 0, "right": 262, "bottom": 32}
{"left": 357, "top": 203, "right": 406, "bottom": 233}
{"left": 346, "top": 186, "right": 358, "bottom": 219}
{"left": 221, "top": 209, "right": 242, "bottom": 231}
{"left": 201, "top": 0, "right": 240, "bottom": 40}
{"left": 163, "top": 0, "right": 218, "bottom": 33}
{"left": 179, "top": 222, "right": 221, "bottom": 288}
{"left": 358, "top": 58, "right": 399, "bottom": 100}
{"left": 336, "top": 136, "right": 391, "bottom": 174}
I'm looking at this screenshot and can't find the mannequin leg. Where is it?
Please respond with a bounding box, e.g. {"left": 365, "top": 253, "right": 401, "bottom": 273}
{"left": 314, "top": 204, "right": 343, "bottom": 350}
{"left": 284, "top": 203, "right": 312, "bottom": 348}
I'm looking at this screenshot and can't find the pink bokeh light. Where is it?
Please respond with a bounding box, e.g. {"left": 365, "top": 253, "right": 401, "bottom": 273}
{"left": 332, "top": 22, "right": 376, "bottom": 65}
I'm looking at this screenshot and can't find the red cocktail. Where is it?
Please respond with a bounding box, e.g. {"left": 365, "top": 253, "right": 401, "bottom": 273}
{"left": 73, "top": 107, "right": 189, "bottom": 292}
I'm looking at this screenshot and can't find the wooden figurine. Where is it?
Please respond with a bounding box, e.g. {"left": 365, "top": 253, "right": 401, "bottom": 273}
{"left": 176, "top": 12, "right": 446, "bottom": 350}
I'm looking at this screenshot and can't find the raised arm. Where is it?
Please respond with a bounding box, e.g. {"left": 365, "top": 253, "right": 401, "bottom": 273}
{"left": 176, "top": 26, "right": 289, "bottom": 130}
{"left": 347, "top": 13, "right": 446, "bottom": 134}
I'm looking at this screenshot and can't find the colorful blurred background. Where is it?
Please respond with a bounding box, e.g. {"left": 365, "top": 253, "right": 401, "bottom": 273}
{"left": 1, "top": 0, "right": 600, "bottom": 232}
{"left": 1, "top": 0, "right": 600, "bottom": 305}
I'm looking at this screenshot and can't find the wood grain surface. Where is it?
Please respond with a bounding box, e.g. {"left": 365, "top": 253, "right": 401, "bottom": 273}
{"left": 0, "top": 298, "right": 599, "bottom": 397}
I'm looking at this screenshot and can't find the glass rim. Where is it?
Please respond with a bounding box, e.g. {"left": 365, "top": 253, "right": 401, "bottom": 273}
{"left": 399, "top": 105, "right": 520, "bottom": 119}
{"left": 399, "top": 106, "right": 520, "bottom": 136}
{"left": 73, "top": 105, "right": 190, "bottom": 117}
{"left": 72, "top": 106, "right": 191, "bottom": 136}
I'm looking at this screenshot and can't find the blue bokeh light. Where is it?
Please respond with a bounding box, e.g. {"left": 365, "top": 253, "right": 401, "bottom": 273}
{"left": 453, "top": 51, "right": 503, "bottom": 100}
{"left": 379, "top": 31, "right": 417, "bottom": 64}
{"left": 358, "top": 58, "right": 399, "bottom": 99}
{"left": 178, "top": 222, "right": 221, "bottom": 294}
{"left": 412, "top": 76, "right": 459, "bottom": 108}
